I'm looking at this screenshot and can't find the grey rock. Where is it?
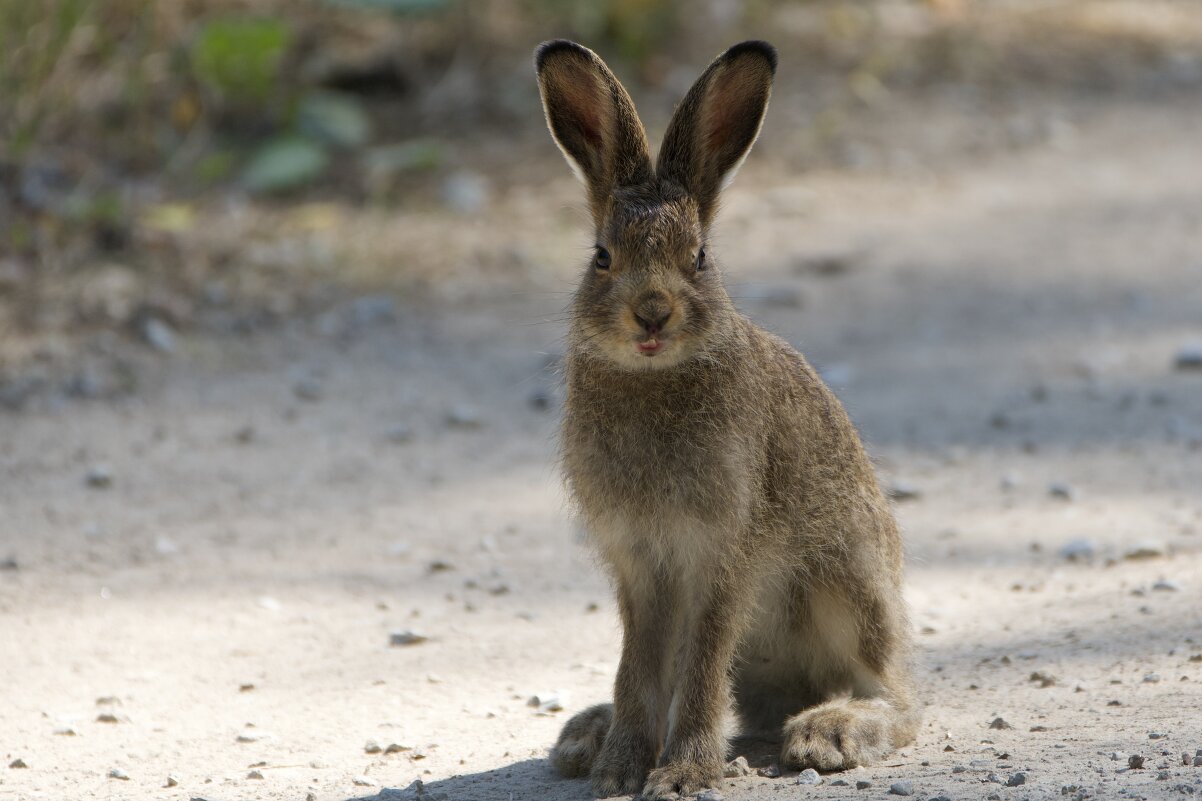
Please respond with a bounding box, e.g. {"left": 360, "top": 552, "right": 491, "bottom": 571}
{"left": 247, "top": 770, "right": 265, "bottom": 779}
{"left": 796, "top": 768, "right": 822, "bottom": 785}
{"left": 85, "top": 465, "right": 114, "bottom": 489}
{"left": 989, "top": 717, "right": 1013, "bottom": 730}
{"left": 757, "top": 764, "right": 781, "bottom": 778}
{"left": 1007, "top": 772, "right": 1028, "bottom": 786}
{"left": 350, "top": 294, "right": 396, "bottom": 328}
{"left": 1174, "top": 343, "right": 1202, "bottom": 371}
{"left": 109, "top": 769, "right": 130, "bottom": 780}
{"left": 1143, "top": 673, "right": 1162, "bottom": 683}
{"left": 1195, "top": 756, "right": 1202, "bottom": 767}
{"left": 888, "top": 481, "right": 923, "bottom": 502}
{"left": 165, "top": 775, "right": 179, "bottom": 787}
{"left": 140, "top": 317, "right": 176, "bottom": 353}
{"left": 1048, "top": 481, "right": 1075, "bottom": 500}
{"left": 889, "top": 781, "right": 914, "bottom": 796}
{"left": 856, "top": 779, "right": 873, "bottom": 788}
{"left": 389, "top": 630, "right": 428, "bottom": 647}
{"left": 1110, "top": 751, "right": 1128, "bottom": 761}
{"left": 365, "top": 740, "right": 383, "bottom": 754}
{"left": 695, "top": 790, "right": 725, "bottom": 801}
{"left": 293, "top": 378, "right": 324, "bottom": 402}
{"left": 1124, "top": 540, "right": 1167, "bottom": 560}
{"left": 722, "top": 756, "right": 751, "bottom": 778}
{"left": 1150, "top": 732, "right": 1168, "bottom": 740}
{"left": 445, "top": 405, "right": 482, "bottom": 429}
{"left": 829, "top": 778, "right": 849, "bottom": 786}
{"left": 1129, "top": 755, "right": 1146, "bottom": 769}
{"left": 0, "top": 556, "right": 17, "bottom": 571}
{"left": 9, "top": 758, "right": 28, "bottom": 768}
{"left": 352, "top": 774, "right": 374, "bottom": 786}
{"left": 1152, "top": 578, "right": 1181, "bottom": 592}
{"left": 1059, "top": 538, "right": 1096, "bottom": 561}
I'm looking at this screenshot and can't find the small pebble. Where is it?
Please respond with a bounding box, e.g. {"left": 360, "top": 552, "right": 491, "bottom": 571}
{"left": 796, "top": 768, "right": 822, "bottom": 785}
{"left": 389, "top": 630, "right": 428, "bottom": 647}
{"left": 889, "top": 780, "right": 914, "bottom": 796}
{"left": 85, "top": 465, "right": 113, "bottom": 489}
{"left": 1150, "top": 732, "right": 1168, "bottom": 740}
{"left": 165, "top": 775, "right": 179, "bottom": 787}
{"left": 385, "top": 425, "right": 414, "bottom": 444}
{"left": 1152, "top": 578, "right": 1181, "bottom": 592}
{"left": 140, "top": 317, "right": 176, "bottom": 353}
{"left": 1144, "top": 673, "right": 1162, "bottom": 683}
{"left": 352, "top": 775, "right": 374, "bottom": 786}
{"left": 888, "top": 481, "right": 922, "bottom": 501}
{"left": 695, "top": 790, "right": 725, "bottom": 801}
{"left": 1195, "top": 756, "right": 1202, "bottom": 767}
{"left": 723, "top": 756, "right": 751, "bottom": 778}
{"left": 9, "top": 759, "right": 28, "bottom": 769}
{"left": 829, "top": 778, "right": 849, "bottom": 786}
{"left": 1007, "top": 772, "right": 1027, "bottom": 786}
{"left": 1029, "top": 670, "right": 1057, "bottom": 688}
{"left": 1125, "top": 541, "right": 1167, "bottom": 561}
{"left": 293, "top": 377, "right": 324, "bottom": 402}
{"left": 247, "top": 770, "right": 264, "bottom": 779}
{"left": 758, "top": 764, "right": 781, "bottom": 778}
{"left": 989, "top": 717, "right": 1012, "bottom": 730}
{"left": 1111, "top": 751, "right": 1128, "bottom": 761}
{"left": 1174, "top": 343, "right": 1202, "bottom": 371}
{"left": 53, "top": 725, "right": 78, "bottom": 736}
{"left": 1184, "top": 752, "right": 1192, "bottom": 766}
{"left": 1129, "top": 755, "right": 1146, "bottom": 769}
{"left": 1059, "top": 538, "right": 1096, "bottom": 561}
{"left": 1048, "top": 481, "right": 1075, "bottom": 500}
{"left": 527, "top": 691, "right": 566, "bottom": 713}
{"left": 109, "top": 769, "right": 130, "bottom": 780}
{"left": 96, "top": 713, "right": 120, "bottom": 723}
{"left": 445, "top": 405, "right": 483, "bottom": 429}
{"left": 365, "top": 740, "right": 382, "bottom": 754}
{"left": 857, "top": 779, "right": 873, "bottom": 788}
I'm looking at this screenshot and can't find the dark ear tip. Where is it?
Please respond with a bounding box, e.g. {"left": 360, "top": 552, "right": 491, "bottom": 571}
{"left": 535, "top": 39, "right": 593, "bottom": 73}
{"left": 723, "top": 40, "right": 778, "bottom": 73}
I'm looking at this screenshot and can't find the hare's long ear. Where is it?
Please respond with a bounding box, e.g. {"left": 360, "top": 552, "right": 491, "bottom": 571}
{"left": 656, "top": 41, "right": 776, "bottom": 227}
{"left": 535, "top": 40, "right": 653, "bottom": 219}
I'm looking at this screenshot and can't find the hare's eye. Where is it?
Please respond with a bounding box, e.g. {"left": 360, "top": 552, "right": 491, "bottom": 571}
{"left": 594, "top": 246, "right": 611, "bottom": 270}
{"left": 695, "top": 248, "right": 707, "bottom": 271}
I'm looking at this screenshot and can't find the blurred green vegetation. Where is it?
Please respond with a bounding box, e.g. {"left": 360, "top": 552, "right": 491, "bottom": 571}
{"left": 2, "top": 0, "right": 1199, "bottom": 355}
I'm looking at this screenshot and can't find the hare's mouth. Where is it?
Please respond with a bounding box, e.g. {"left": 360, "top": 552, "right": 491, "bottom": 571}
{"left": 636, "top": 337, "right": 667, "bottom": 355}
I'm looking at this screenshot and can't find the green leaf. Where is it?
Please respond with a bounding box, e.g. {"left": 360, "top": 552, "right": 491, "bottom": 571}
{"left": 192, "top": 17, "right": 289, "bottom": 102}
{"left": 298, "top": 92, "right": 372, "bottom": 148}
{"left": 241, "top": 139, "right": 329, "bottom": 194}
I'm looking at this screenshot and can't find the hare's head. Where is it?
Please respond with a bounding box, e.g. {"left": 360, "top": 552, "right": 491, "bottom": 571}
{"left": 536, "top": 40, "right": 776, "bottom": 370}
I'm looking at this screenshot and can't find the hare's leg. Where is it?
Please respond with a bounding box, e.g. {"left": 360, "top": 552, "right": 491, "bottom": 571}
{"left": 780, "top": 586, "right": 918, "bottom": 771}
{"left": 587, "top": 570, "right": 675, "bottom": 797}
{"left": 641, "top": 577, "right": 746, "bottom": 801}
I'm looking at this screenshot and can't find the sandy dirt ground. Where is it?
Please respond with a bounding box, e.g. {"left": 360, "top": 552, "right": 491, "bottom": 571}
{"left": 3, "top": 96, "right": 1202, "bottom": 801}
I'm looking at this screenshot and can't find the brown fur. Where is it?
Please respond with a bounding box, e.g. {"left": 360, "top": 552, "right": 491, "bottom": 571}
{"left": 536, "top": 39, "right": 919, "bottom": 800}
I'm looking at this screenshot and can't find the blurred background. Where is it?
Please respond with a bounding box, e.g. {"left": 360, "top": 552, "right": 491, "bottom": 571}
{"left": 3, "top": 0, "right": 1202, "bottom": 394}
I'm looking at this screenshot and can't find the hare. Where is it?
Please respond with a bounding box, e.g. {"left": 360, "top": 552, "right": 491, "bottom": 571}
{"left": 536, "top": 40, "right": 919, "bottom": 800}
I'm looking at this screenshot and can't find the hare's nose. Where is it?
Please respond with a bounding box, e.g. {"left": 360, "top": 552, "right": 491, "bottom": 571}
{"left": 633, "top": 305, "right": 671, "bottom": 336}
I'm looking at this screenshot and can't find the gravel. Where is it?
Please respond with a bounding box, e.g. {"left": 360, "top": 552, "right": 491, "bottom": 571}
{"left": 796, "top": 768, "right": 822, "bottom": 785}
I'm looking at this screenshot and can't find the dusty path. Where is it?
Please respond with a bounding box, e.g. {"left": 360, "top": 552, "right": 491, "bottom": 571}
{"left": 3, "top": 98, "right": 1202, "bottom": 801}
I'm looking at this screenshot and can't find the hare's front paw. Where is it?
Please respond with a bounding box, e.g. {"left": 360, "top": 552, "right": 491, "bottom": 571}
{"left": 551, "top": 704, "right": 613, "bottom": 778}
{"left": 590, "top": 733, "right": 657, "bottom": 798}
{"left": 781, "top": 699, "right": 893, "bottom": 771}
{"left": 640, "top": 760, "right": 721, "bottom": 801}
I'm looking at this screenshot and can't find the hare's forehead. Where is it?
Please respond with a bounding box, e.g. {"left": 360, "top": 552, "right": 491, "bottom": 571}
{"left": 606, "top": 192, "right": 700, "bottom": 254}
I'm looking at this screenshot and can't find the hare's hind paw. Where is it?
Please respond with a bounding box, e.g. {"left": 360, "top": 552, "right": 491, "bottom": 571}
{"left": 550, "top": 703, "right": 613, "bottom": 778}
{"left": 781, "top": 698, "right": 896, "bottom": 771}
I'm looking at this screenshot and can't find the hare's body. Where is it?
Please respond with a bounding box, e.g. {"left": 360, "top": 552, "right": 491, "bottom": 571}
{"left": 536, "top": 40, "right": 918, "bottom": 799}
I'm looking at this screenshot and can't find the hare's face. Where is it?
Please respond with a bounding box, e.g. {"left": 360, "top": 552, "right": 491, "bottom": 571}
{"left": 572, "top": 186, "right": 725, "bottom": 371}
